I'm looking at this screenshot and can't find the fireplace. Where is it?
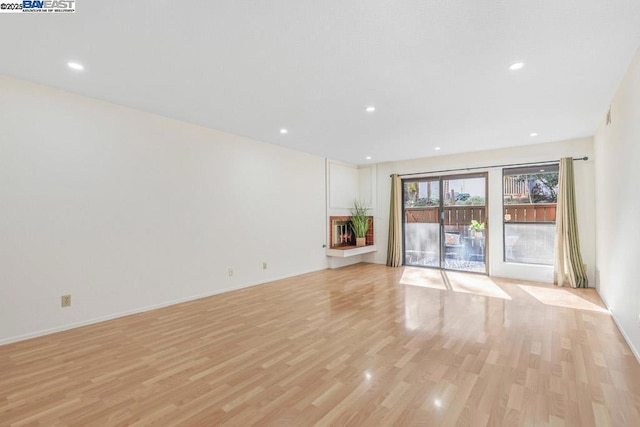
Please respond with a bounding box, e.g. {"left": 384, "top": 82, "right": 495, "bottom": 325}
{"left": 329, "top": 216, "right": 374, "bottom": 249}
{"left": 331, "top": 219, "right": 355, "bottom": 247}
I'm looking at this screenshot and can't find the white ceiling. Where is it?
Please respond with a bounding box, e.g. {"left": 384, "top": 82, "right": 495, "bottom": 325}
{"left": 1, "top": 1, "right": 639, "bottom": 165}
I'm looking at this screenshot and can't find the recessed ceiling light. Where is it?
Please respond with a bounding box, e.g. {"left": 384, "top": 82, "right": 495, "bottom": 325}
{"left": 530, "top": 132, "right": 538, "bottom": 137}
{"left": 67, "top": 61, "right": 84, "bottom": 71}
{"left": 365, "top": 156, "right": 372, "bottom": 160}
{"left": 509, "top": 62, "right": 524, "bottom": 71}
{"left": 434, "top": 147, "right": 441, "bottom": 151}
{"left": 365, "top": 106, "right": 376, "bottom": 113}
{"left": 280, "top": 128, "right": 288, "bottom": 134}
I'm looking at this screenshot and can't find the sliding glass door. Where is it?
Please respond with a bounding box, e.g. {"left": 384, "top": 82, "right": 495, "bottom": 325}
{"left": 403, "top": 173, "right": 487, "bottom": 273}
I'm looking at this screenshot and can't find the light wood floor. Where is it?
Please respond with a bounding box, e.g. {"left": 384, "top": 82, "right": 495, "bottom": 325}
{"left": 1, "top": 264, "right": 639, "bottom": 426}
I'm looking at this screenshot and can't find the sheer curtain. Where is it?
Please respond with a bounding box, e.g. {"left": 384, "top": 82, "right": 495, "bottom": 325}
{"left": 554, "top": 157, "right": 588, "bottom": 288}
{"left": 386, "top": 174, "right": 403, "bottom": 267}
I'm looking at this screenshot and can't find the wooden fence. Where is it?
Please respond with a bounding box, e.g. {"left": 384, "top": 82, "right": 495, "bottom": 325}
{"left": 405, "top": 206, "right": 486, "bottom": 226}
{"left": 405, "top": 203, "right": 556, "bottom": 225}
{"left": 503, "top": 203, "right": 556, "bottom": 223}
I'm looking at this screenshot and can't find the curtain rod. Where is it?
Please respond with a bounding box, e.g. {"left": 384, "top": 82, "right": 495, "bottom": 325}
{"left": 390, "top": 156, "right": 588, "bottom": 178}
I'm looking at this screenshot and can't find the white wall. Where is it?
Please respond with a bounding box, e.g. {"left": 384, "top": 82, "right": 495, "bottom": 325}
{"left": 370, "top": 138, "right": 595, "bottom": 284}
{"left": 0, "top": 76, "right": 328, "bottom": 344}
{"left": 357, "top": 165, "right": 377, "bottom": 211}
{"left": 594, "top": 48, "right": 640, "bottom": 360}
{"left": 327, "top": 160, "right": 359, "bottom": 215}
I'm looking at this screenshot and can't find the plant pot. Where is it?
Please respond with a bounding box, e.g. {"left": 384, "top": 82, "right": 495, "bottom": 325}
{"left": 470, "top": 229, "right": 484, "bottom": 238}
{"left": 356, "top": 237, "right": 366, "bottom": 247}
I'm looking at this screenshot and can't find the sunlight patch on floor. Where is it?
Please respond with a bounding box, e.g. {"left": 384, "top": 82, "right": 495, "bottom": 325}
{"left": 517, "top": 285, "right": 609, "bottom": 313}
{"left": 400, "top": 267, "right": 447, "bottom": 290}
{"left": 400, "top": 267, "right": 511, "bottom": 300}
{"left": 446, "top": 272, "right": 512, "bottom": 300}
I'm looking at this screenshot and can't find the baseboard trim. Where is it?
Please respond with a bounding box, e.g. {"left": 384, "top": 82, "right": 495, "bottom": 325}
{"left": 597, "top": 290, "right": 640, "bottom": 364}
{"left": 0, "top": 268, "right": 324, "bottom": 347}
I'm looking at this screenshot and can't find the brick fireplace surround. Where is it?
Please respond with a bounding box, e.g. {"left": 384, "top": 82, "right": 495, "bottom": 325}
{"left": 329, "top": 216, "right": 374, "bottom": 249}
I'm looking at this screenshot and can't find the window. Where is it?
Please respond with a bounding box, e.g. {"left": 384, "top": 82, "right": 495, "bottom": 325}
{"left": 503, "top": 164, "right": 558, "bottom": 265}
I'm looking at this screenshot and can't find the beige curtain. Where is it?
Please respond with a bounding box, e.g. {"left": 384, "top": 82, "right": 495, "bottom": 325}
{"left": 554, "top": 157, "right": 588, "bottom": 288}
{"left": 387, "top": 174, "right": 403, "bottom": 267}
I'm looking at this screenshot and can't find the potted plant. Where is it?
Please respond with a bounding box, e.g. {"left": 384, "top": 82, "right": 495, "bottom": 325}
{"left": 350, "top": 200, "right": 370, "bottom": 247}
{"left": 468, "top": 220, "right": 485, "bottom": 238}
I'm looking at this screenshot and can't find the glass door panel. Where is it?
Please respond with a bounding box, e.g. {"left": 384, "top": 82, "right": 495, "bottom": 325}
{"left": 442, "top": 175, "right": 487, "bottom": 273}
{"left": 403, "top": 179, "right": 440, "bottom": 267}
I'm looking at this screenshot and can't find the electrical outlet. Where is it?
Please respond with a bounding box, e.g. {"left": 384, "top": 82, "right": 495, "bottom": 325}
{"left": 61, "top": 295, "right": 71, "bottom": 307}
{"left": 228, "top": 268, "right": 234, "bottom": 277}
{"left": 262, "top": 262, "right": 268, "bottom": 270}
